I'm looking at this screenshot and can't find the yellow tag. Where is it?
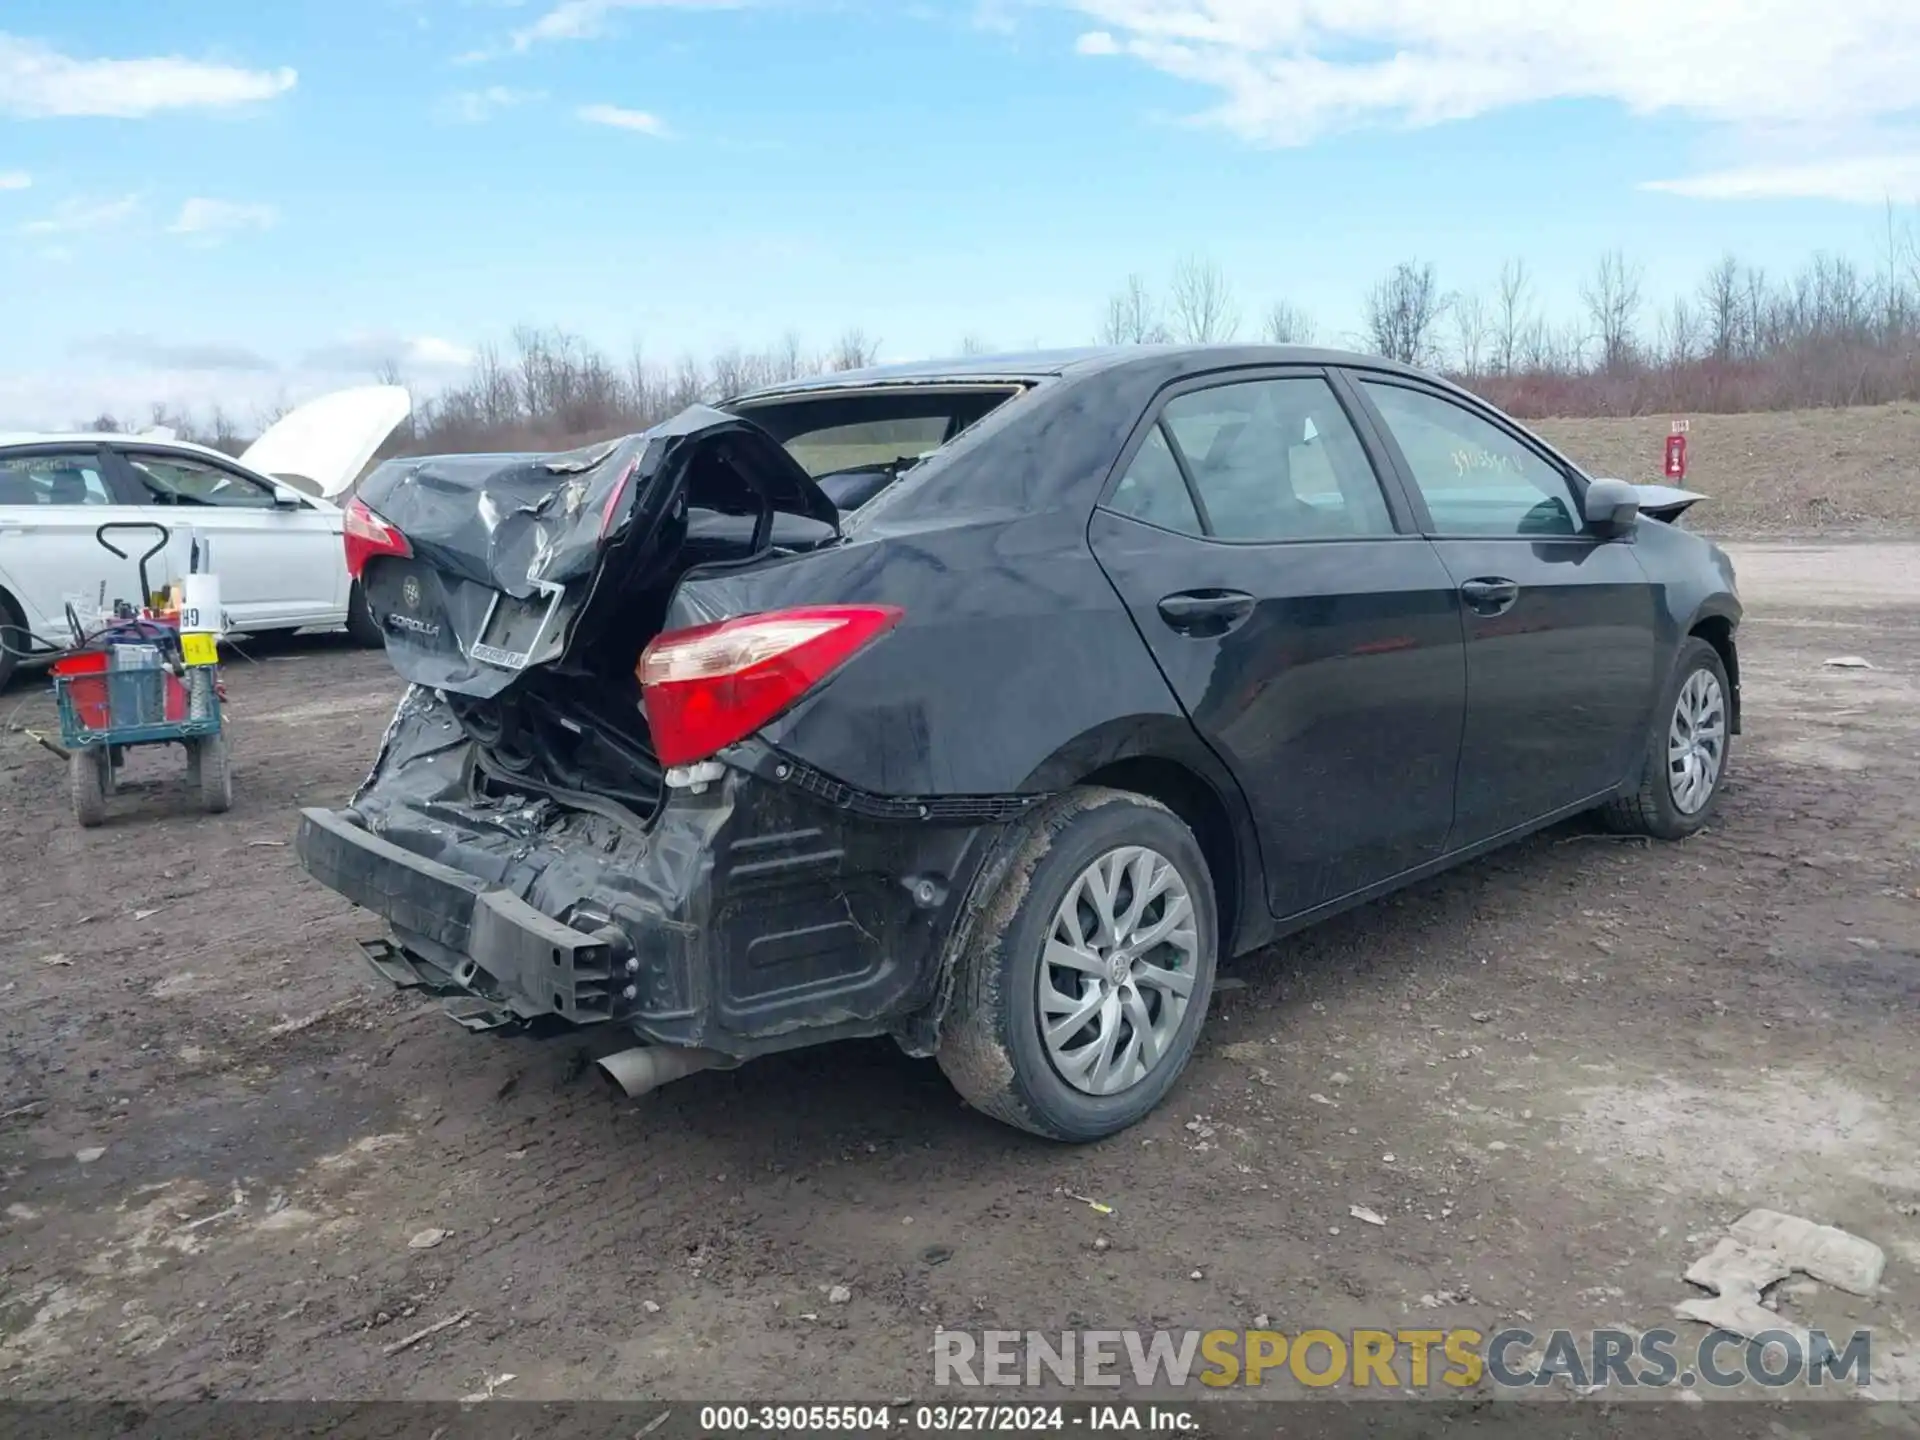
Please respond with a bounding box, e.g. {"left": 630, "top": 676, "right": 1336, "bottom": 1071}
{"left": 181, "top": 633, "right": 218, "bottom": 667}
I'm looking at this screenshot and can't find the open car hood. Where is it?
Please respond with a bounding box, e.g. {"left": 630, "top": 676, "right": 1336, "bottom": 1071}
{"left": 240, "top": 385, "right": 413, "bottom": 498}
{"left": 355, "top": 405, "right": 839, "bottom": 698}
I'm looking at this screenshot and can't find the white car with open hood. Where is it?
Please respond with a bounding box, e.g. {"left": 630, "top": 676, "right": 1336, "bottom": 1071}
{"left": 0, "top": 386, "right": 411, "bottom": 686}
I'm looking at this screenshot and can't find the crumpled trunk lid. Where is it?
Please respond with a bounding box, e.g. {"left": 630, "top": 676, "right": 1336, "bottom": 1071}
{"left": 357, "top": 405, "right": 837, "bottom": 699}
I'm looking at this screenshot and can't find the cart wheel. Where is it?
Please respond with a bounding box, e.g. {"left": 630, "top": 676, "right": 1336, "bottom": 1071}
{"left": 70, "top": 749, "right": 106, "bottom": 829}
{"left": 197, "top": 732, "right": 233, "bottom": 814}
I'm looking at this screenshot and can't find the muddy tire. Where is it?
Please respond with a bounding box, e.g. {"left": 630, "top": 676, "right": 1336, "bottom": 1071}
{"left": 197, "top": 732, "right": 233, "bottom": 814}
{"left": 0, "top": 591, "right": 23, "bottom": 691}
{"left": 1602, "top": 636, "right": 1732, "bottom": 840}
{"left": 936, "top": 787, "right": 1217, "bottom": 1142}
{"left": 70, "top": 749, "right": 106, "bottom": 828}
{"left": 346, "top": 580, "right": 383, "bottom": 648}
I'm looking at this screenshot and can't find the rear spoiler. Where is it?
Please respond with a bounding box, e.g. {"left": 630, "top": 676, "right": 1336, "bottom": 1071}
{"left": 1629, "top": 483, "right": 1705, "bottom": 524}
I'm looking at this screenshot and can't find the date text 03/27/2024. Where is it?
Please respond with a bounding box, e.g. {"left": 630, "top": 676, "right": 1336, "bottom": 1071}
{"left": 697, "top": 1406, "right": 1197, "bottom": 1432}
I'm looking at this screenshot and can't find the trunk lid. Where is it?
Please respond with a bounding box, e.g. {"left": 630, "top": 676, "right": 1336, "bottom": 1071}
{"left": 240, "top": 385, "right": 413, "bottom": 498}
{"left": 357, "top": 405, "right": 837, "bottom": 700}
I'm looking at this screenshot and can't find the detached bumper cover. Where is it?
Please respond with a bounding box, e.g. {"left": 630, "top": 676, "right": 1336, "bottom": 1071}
{"left": 297, "top": 807, "right": 618, "bottom": 1023}
{"left": 295, "top": 687, "right": 1006, "bottom": 1059}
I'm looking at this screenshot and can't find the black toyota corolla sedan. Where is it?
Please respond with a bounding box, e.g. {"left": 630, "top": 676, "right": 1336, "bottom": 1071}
{"left": 297, "top": 345, "right": 1740, "bottom": 1141}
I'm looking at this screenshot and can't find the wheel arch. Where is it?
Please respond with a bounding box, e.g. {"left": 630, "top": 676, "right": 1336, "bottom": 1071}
{"left": 1018, "top": 715, "right": 1270, "bottom": 958}
{"left": 1685, "top": 604, "right": 1740, "bottom": 734}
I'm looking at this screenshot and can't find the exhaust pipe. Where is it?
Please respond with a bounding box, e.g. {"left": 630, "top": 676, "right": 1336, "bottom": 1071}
{"left": 597, "top": 1045, "right": 728, "bottom": 1099}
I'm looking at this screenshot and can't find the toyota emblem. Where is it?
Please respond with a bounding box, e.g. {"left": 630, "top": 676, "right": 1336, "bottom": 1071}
{"left": 402, "top": 576, "right": 422, "bottom": 610}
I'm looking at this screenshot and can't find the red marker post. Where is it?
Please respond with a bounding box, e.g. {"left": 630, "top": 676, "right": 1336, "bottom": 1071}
{"left": 1665, "top": 419, "right": 1689, "bottom": 482}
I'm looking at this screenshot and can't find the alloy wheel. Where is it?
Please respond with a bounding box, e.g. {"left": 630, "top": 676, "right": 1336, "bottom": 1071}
{"left": 1668, "top": 668, "right": 1727, "bottom": 815}
{"left": 1037, "top": 845, "right": 1199, "bottom": 1097}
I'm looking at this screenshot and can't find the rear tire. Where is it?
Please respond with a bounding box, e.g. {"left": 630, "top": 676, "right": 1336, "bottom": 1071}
{"left": 1602, "top": 636, "right": 1732, "bottom": 840}
{"left": 937, "top": 788, "right": 1217, "bottom": 1142}
{"left": 0, "top": 592, "right": 23, "bottom": 691}
{"left": 70, "top": 749, "right": 106, "bottom": 828}
{"left": 197, "top": 732, "right": 233, "bottom": 814}
{"left": 346, "top": 580, "right": 383, "bottom": 647}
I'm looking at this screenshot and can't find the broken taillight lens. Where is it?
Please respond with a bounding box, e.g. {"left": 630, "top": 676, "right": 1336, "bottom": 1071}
{"left": 344, "top": 497, "right": 412, "bottom": 580}
{"left": 637, "top": 605, "right": 905, "bottom": 768}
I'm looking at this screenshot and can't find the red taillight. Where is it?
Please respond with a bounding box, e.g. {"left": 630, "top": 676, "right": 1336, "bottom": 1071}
{"left": 637, "top": 605, "right": 904, "bottom": 768}
{"left": 343, "top": 497, "right": 411, "bottom": 580}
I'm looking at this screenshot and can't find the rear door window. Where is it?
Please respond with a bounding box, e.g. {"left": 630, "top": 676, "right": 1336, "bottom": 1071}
{"left": 1126, "top": 377, "right": 1396, "bottom": 542}
{"left": 0, "top": 452, "right": 115, "bottom": 507}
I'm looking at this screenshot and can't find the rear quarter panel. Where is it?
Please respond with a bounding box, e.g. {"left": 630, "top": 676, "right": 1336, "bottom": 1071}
{"left": 667, "top": 507, "right": 1189, "bottom": 797}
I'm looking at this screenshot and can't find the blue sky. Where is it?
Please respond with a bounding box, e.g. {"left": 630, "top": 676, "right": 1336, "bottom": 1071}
{"left": 2, "top": 0, "right": 1918, "bottom": 428}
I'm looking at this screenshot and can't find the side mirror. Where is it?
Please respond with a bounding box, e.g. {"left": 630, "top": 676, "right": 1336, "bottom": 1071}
{"left": 1583, "top": 477, "right": 1639, "bottom": 538}
{"left": 270, "top": 486, "right": 303, "bottom": 510}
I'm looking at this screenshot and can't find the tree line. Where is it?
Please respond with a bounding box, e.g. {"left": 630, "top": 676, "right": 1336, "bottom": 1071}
{"left": 82, "top": 214, "right": 1920, "bottom": 456}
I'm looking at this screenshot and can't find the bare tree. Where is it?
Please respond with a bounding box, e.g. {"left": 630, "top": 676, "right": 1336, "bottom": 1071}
{"left": 1698, "top": 254, "right": 1741, "bottom": 363}
{"left": 772, "top": 329, "right": 809, "bottom": 382}
{"left": 84, "top": 412, "right": 122, "bottom": 433}
{"left": 1100, "top": 274, "right": 1168, "bottom": 345}
{"left": 1364, "top": 261, "right": 1447, "bottom": 365}
{"left": 1581, "top": 249, "right": 1644, "bottom": 374}
{"left": 1449, "top": 291, "right": 1489, "bottom": 376}
{"left": 1493, "top": 258, "right": 1531, "bottom": 375}
{"left": 830, "top": 328, "right": 878, "bottom": 372}
{"left": 1657, "top": 296, "right": 1700, "bottom": 367}
{"left": 958, "top": 333, "right": 994, "bottom": 355}
{"left": 1262, "top": 300, "right": 1315, "bottom": 345}
{"left": 1167, "top": 254, "right": 1239, "bottom": 343}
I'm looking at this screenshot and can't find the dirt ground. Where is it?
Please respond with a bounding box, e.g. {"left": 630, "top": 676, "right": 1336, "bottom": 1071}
{"left": 2, "top": 537, "right": 1918, "bottom": 1406}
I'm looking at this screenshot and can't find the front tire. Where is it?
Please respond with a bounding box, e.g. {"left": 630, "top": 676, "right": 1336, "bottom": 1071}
{"left": 937, "top": 788, "right": 1217, "bottom": 1142}
{"left": 1602, "top": 636, "right": 1732, "bottom": 840}
{"left": 346, "top": 580, "right": 383, "bottom": 648}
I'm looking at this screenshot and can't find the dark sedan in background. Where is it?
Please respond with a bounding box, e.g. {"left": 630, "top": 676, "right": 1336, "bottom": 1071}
{"left": 297, "top": 346, "right": 1740, "bottom": 1141}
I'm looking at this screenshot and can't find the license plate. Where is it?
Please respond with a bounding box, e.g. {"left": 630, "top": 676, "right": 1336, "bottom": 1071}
{"left": 469, "top": 589, "right": 561, "bottom": 671}
{"left": 180, "top": 633, "right": 218, "bottom": 667}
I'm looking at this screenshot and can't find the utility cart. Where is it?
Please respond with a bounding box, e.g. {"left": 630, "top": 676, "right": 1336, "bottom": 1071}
{"left": 48, "top": 522, "right": 231, "bottom": 827}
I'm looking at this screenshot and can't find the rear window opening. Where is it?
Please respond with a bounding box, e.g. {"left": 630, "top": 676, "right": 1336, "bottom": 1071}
{"left": 731, "top": 385, "right": 1025, "bottom": 513}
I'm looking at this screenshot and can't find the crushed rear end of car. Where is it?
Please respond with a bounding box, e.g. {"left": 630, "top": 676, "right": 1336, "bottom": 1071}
{"left": 293, "top": 404, "right": 1017, "bottom": 1084}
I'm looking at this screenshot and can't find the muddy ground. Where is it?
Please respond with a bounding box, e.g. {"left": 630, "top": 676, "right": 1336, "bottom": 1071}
{"left": 1, "top": 539, "right": 1917, "bottom": 1405}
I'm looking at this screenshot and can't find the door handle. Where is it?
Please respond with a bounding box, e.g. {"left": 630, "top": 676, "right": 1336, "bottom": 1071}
{"left": 1157, "top": 589, "right": 1255, "bottom": 636}
{"left": 1459, "top": 577, "right": 1520, "bottom": 615}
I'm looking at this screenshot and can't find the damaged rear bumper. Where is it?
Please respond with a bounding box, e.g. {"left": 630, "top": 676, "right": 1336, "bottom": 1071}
{"left": 294, "top": 691, "right": 1016, "bottom": 1061}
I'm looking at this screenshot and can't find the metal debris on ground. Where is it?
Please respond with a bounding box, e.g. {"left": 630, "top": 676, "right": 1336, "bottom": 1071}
{"left": 74, "top": 1147, "right": 105, "bottom": 1164}
{"left": 1824, "top": 656, "right": 1876, "bottom": 669}
{"left": 1350, "top": 1204, "right": 1388, "bottom": 1227}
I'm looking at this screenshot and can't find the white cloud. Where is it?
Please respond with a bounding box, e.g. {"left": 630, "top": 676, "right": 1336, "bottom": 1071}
{"left": 167, "top": 198, "right": 279, "bottom": 237}
{"left": 1075, "top": 29, "right": 1120, "bottom": 55}
{"left": 1065, "top": 0, "right": 1920, "bottom": 148}
{"left": 17, "top": 193, "right": 140, "bottom": 235}
{"left": 0, "top": 170, "right": 29, "bottom": 191}
{"left": 1644, "top": 153, "right": 1920, "bottom": 204}
{"left": 438, "top": 85, "right": 540, "bottom": 122}
{"left": 507, "top": 0, "right": 745, "bottom": 52}
{"left": 577, "top": 102, "right": 670, "bottom": 135}
{"left": 0, "top": 32, "right": 295, "bottom": 118}
{"left": 301, "top": 333, "right": 475, "bottom": 375}
{"left": 68, "top": 334, "right": 277, "bottom": 373}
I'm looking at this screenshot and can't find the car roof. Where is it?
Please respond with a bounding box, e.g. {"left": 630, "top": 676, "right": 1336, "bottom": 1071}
{"left": 729, "top": 343, "right": 1439, "bottom": 401}
{"left": 0, "top": 432, "right": 253, "bottom": 466}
